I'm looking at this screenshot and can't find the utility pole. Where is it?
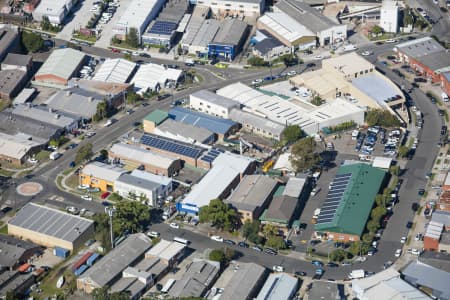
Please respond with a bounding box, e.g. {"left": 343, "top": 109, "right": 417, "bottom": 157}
{"left": 106, "top": 206, "right": 116, "bottom": 248}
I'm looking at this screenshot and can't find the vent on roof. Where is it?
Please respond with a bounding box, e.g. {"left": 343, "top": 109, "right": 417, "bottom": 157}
{"left": 55, "top": 114, "right": 60, "bottom": 119}
{"left": 66, "top": 91, "right": 72, "bottom": 96}
{"left": 88, "top": 97, "right": 94, "bottom": 102}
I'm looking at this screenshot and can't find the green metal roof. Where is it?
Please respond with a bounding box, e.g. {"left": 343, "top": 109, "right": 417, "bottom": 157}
{"left": 314, "top": 163, "right": 386, "bottom": 237}
{"left": 144, "top": 110, "right": 168, "bottom": 125}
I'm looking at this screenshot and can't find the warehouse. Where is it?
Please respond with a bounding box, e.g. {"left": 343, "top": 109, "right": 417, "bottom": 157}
{"left": 252, "top": 31, "right": 293, "bottom": 61}
{"left": 155, "top": 119, "right": 216, "bottom": 145}
{"left": 0, "top": 132, "right": 41, "bottom": 166}
{"left": 12, "top": 104, "right": 78, "bottom": 132}
{"left": 93, "top": 59, "right": 136, "bottom": 83}
{"left": 197, "top": 0, "right": 264, "bottom": 16}
{"left": 189, "top": 89, "right": 240, "bottom": 118}
{"left": 208, "top": 19, "right": 249, "bottom": 61}
{"left": 314, "top": 163, "right": 386, "bottom": 241}
{"left": 0, "top": 25, "right": 19, "bottom": 62}
{"left": 8, "top": 203, "right": 94, "bottom": 251}
{"left": 33, "top": 0, "right": 76, "bottom": 24}
{"left": 143, "top": 110, "right": 169, "bottom": 133}
{"left": 0, "top": 69, "right": 28, "bottom": 101}
{"left": 219, "top": 262, "right": 268, "bottom": 300}
{"left": 169, "top": 107, "right": 239, "bottom": 139}
{"left": 394, "top": 37, "right": 450, "bottom": 84}
{"left": 229, "top": 109, "right": 285, "bottom": 140}
{"left": 113, "top": 0, "right": 165, "bottom": 42}
{"left": 226, "top": 175, "right": 278, "bottom": 223}
{"left": 1, "top": 53, "right": 33, "bottom": 72}
{"left": 256, "top": 273, "right": 298, "bottom": 300}
{"left": 145, "top": 239, "right": 185, "bottom": 267}
{"left": 0, "top": 235, "right": 41, "bottom": 271}
{"left": 140, "top": 133, "right": 206, "bottom": 167}
{"left": 80, "top": 162, "right": 127, "bottom": 192}
{"left": 131, "top": 63, "right": 183, "bottom": 94}
{"left": 109, "top": 143, "right": 181, "bottom": 176}
{"left": 217, "top": 82, "right": 364, "bottom": 135}
{"left": 77, "top": 233, "right": 152, "bottom": 294}
{"left": 34, "top": 48, "right": 86, "bottom": 86}
{"left": 256, "top": 12, "right": 316, "bottom": 50}
{"left": 274, "top": 0, "right": 347, "bottom": 46}
{"left": 177, "top": 152, "right": 255, "bottom": 214}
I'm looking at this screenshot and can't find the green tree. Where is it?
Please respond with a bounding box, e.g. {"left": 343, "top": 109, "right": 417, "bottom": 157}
{"left": 262, "top": 224, "right": 278, "bottom": 238}
{"left": 371, "top": 25, "right": 383, "bottom": 35}
{"left": 74, "top": 143, "right": 93, "bottom": 164}
{"left": 21, "top": 31, "right": 43, "bottom": 53}
{"left": 247, "top": 56, "right": 268, "bottom": 67}
{"left": 390, "top": 165, "right": 400, "bottom": 176}
{"left": 242, "top": 220, "right": 260, "bottom": 239}
{"left": 281, "top": 54, "right": 297, "bottom": 67}
{"left": 126, "top": 91, "right": 140, "bottom": 105}
{"left": 113, "top": 200, "right": 151, "bottom": 233}
{"left": 366, "top": 219, "right": 380, "bottom": 233}
{"left": 403, "top": 10, "right": 414, "bottom": 26}
{"left": 265, "top": 236, "right": 286, "bottom": 250}
{"left": 126, "top": 27, "right": 140, "bottom": 48}
{"left": 365, "top": 109, "right": 401, "bottom": 127}
{"left": 290, "top": 137, "right": 321, "bottom": 172}
{"left": 209, "top": 249, "right": 226, "bottom": 263}
{"left": 281, "top": 125, "right": 303, "bottom": 144}
{"left": 371, "top": 206, "right": 387, "bottom": 221}
{"left": 94, "top": 100, "right": 109, "bottom": 121}
{"left": 100, "top": 149, "right": 108, "bottom": 160}
{"left": 110, "top": 292, "right": 131, "bottom": 300}
{"left": 6, "top": 290, "right": 18, "bottom": 300}
{"left": 329, "top": 249, "right": 349, "bottom": 262}
{"left": 311, "top": 95, "right": 323, "bottom": 106}
{"left": 199, "top": 199, "right": 239, "bottom": 231}
{"left": 397, "top": 145, "right": 409, "bottom": 158}
{"left": 92, "top": 286, "right": 109, "bottom": 300}
{"left": 362, "top": 232, "right": 375, "bottom": 244}
{"left": 348, "top": 241, "right": 370, "bottom": 256}
{"left": 41, "top": 16, "right": 51, "bottom": 31}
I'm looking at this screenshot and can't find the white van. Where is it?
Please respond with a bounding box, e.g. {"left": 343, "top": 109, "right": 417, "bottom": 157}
{"left": 442, "top": 92, "right": 449, "bottom": 102}
{"left": 351, "top": 130, "right": 359, "bottom": 140}
{"left": 349, "top": 269, "right": 365, "bottom": 279}
{"left": 49, "top": 151, "right": 61, "bottom": 160}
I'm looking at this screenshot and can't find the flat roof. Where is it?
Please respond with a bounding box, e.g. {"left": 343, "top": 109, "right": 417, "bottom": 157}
{"left": 45, "top": 88, "right": 103, "bottom": 119}
{"left": 13, "top": 88, "right": 35, "bottom": 105}
{"left": 219, "top": 262, "right": 267, "bottom": 300}
{"left": 0, "top": 234, "right": 40, "bottom": 268}
{"left": 0, "top": 132, "right": 40, "bottom": 160}
{"left": 0, "top": 69, "right": 27, "bottom": 95}
{"left": 262, "top": 195, "right": 298, "bottom": 223}
{"left": 431, "top": 210, "right": 450, "bottom": 226}
{"left": 92, "top": 59, "right": 136, "bottom": 83}
{"left": 182, "top": 6, "right": 213, "bottom": 47}
{"left": 258, "top": 12, "right": 315, "bottom": 43}
{"left": 323, "top": 52, "right": 375, "bottom": 77}
{"left": 191, "top": 89, "right": 240, "bottom": 109}
{"left": 12, "top": 104, "right": 76, "bottom": 129}
{"left": 418, "top": 51, "right": 450, "bottom": 73}
{"left": 145, "top": 239, "right": 185, "bottom": 261}
{"left": 109, "top": 143, "right": 176, "bottom": 170}
{"left": 0, "top": 25, "right": 18, "bottom": 59}
{"left": 115, "top": 0, "right": 163, "bottom": 32}
{"left": 130, "top": 169, "right": 172, "bottom": 186}
{"left": 8, "top": 203, "right": 93, "bottom": 243}
{"left": 68, "top": 78, "right": 131, "bottom": 96}
{"left": 283, "top": 177, "right": 306, "bottom": 198}
{"left": 2, "top": 53, "right": 32, "bottom": 67}
{"left": 315, "top": 163, "right": 386, "bottom": 236}
{"left": 226, "top": 175, "right": 278, "bottom": 212}
{"left": 144, "top": 109, "right": 169, "bottom": 125}
{"left": 34, "top": 0, "right": 69, "bottom": 17}
{"left": 157, "top": 118, "right": 214, "bottom": 143}
{"left": 115, "top": 173, "right": 162, "bottom": 191}
{"left": 140, "top": 133, "right": 205, "bottom": 159}
{"left": 0, "top": 112, "right": 59, "bottom": 143}
{"left": 352, "top": 74, "right": 400, "bottom": 105}
{"left": 169, "top": 107, "right": 237, "bottom": 135}
{"left": 132, "top": 63, "right": 183, "bottom": 92}
{"left": 81, "top": 162, "right": 127, "bottom": 182}
{"left": 211, "top": 19, "right": 247, "bottom": 46}
{"left": 396, "top": 37, "right": 445, "bottom": 59}
{"left": 35, "top": 48, "right": 85, "bottom": 81}
{"left": 256, "top": 273, "right": 298, "bottom": 300}
{"left": 308, "top": 281, "right": 340, "bottom": 300}
{"left": 425, "top": 221, "right": 443, "bottom": 240}
{"left": 229, "top": 109, "right": 285, "bottom": 137}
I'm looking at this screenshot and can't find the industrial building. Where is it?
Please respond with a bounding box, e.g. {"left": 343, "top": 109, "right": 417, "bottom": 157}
{"left": 218, "top": 262, "right": 268, "bottom": 300}
{"left": 217, "top": 82, "right": 365, "bottom": 135}
{"left": 256, "top": 273, "right": 298, "bottom": 300}
{"left": 196, "top": 0, "right": 264, "bottom": 16}
{"left": 68, "top": 78, "right": 132, "bottom": 98}
{"left": 109, "top": 143, "right": 181, "bottom": 176}
{"left": 0, "top": 132, "right": 41, "bottom": 166}
{"left": 80, "top": 162, "right": 127, "bottom": 192}
{"left": 92, "top": 59, "right": 137, "bottom": 83}
{"left": 252, "top": 30, "right": 293, "bottom": 60}
{"left": 314, "top": 163, "right": 386, "bottom": 241}
{"left": 269, "top": 0, "right": 347, "bottom": 46}
{"left": 0, "top": 69, "right": 28, "bottom": 101}
{"left": 77, "top": 233, "right": 153, "bottom": 294}
{"left": 8, "top": 203, "right": 94, "bottom": 251}
{"left": 229, "top": 109, "right": 285, "bottom": 140}
{"left": 139, "top": 133, "right": 206, "bottom": 167}
{"left": 189, "top": 89, "right": 240, "bottom": 118}
{"left": 168, "top": 259, "right": 220, "bottom": 298}
{"left": 308, "top": 281, "right": 341, "bottom": 300}
{"left": 169, "top": 107, "right": 239, "bottom": 139}
{"left": 12, "top": 104, "right": 78, "bottom": 132}
{"left": 177, "top": 152, "right": 255, "bottom": 214}
{"left": 394, "top": 37, "right": 450, "bottom": 84}
{"left": 181, "top": 6, "right": 217, "bottom": 57}
{"left": 0, "top": 24, "right": 19, "bottom": 62}
{"left": 131, "top": 63, "right": 183, "bottom": 94}
{"left": 1, "top": 53, "right": 33, "bottom": 72}
{"left": 141, "top": 0, "right": 189, "bottom": 46}
{"left": 154, "top": 119, "right": 216, "bottom": 145}
{"left": 208, "top": 19, "right": 249, "bottom": 61}
{"left": 143, "top": 110, "right": 169, "bottom": 133}
{"left": 33, "top": 0, "right": 76, "bottom": 24}
{"left": 34, "top": 48, "right": 86, "bottom": 86}
{"left": 113, "top": 0, "right": 166, "bottom": 42}
{"left": 144, "top": 239, "right": 185, "bottom": 267}
{"left": 423, "top": 221, "right": 444, "bottom": 251}
{"left": 226, "top": 175, "right": 278, "bottom": 223}
{"left": 379, "top": 0, "right": 399, "bottom": 33}
{"left": 0, "top": 235, "right": 41, "bottom": 271}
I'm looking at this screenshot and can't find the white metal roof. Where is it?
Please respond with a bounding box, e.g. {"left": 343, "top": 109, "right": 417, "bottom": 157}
{"left": 130, "top": 169, "right": 172, "bottom": 186}
{"left": 81, "top": 162, "right": 127, "bottom": 182}
{"left": 13, "top": 88, "right": 35, "bottom": 105}
{"left": 93, "top": 59, "right": 136, "bottom": 83}
{"left": 145, "top": 239, "right": 185, "bottom": 261}
{"left": 0, "top": 132, "right": 40, "bottom": 160}
{"left": 35, "top": 48, "right": 85, "bottom": 81}
{"left": 273, "top": 152, "right": 294, "bottom": 172}
{"left": 132, "top": 63, "right": 182, "bottom": 92}
{"left": 12, "top": 104, "right": 76, "bottom": 129}
{"left": 372, "top": 156, "right": 392, "bottom": 169}
{"left": 425, "top": 221, "right": 443, "bottom": 240}
{"left": 258, "top": 12, "right": 314, "bottom": 43}
{"left": 283, "top": 177, "right": 306, "bottom": 198}
{"left": 110, "top": 143, "right": 176, "bottom": 170}
{"left": 115, "top": 0, "right": 162, "bottom": 32}
{"left": 256, "top": 273, "right": 298, "bottom": 300}
{"left": 34, "top": 0, "right": 70, "bottom": 18}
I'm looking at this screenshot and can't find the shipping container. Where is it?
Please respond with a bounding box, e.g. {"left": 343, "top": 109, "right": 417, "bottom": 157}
{"left": 53, "top": 247, "right": 70, "bottom": 258}
{"left": 72, "top": 252, "right": 93, "bottom": 271}
{"left": 74, "top": 264, "right": 89, "bottom": 277}
{"left": 86, "top": 252, "right": 101, "bottom": 266}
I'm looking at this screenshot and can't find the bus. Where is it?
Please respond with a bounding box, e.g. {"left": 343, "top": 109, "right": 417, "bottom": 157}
{"left": 173, "top": 237, "right": 190, "bottom": 245}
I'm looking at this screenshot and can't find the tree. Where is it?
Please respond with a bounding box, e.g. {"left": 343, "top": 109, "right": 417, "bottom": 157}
{"left": 390, "top": 165, "right": 400, "bottom": 176}
{"left": 281, "top": 54, "right": 297, "bottom": 67}
{"left": 371, "top": 206, "right": 387, "bottom": 221}
{"left": 126, "top": 91, "right": 140, "bottom": 105}
{"left": 21, "top": 31, "right": 43, "bottom": 53}
{"left": 365, "top": 109, "right": 401, "bottom": 127}
{"left": 281, "top": 125, "right": 303, "bottom": 144}
{"left": 100, "top": 149, "right": 108, "bottom": 160}
{"left": 348, "top": 241, "right": 370, "bottom": 257}
{"left": 94, "top": 100, "right": 109, "bottom": 121}
{"left": 74, "top": 143, "right": 93, "bottom": 164}
{"left": 113, "top": 200, "right": 151, "bottom": 233}
{"left": 247, "top": 56, "right": 268, "bottom": 67}
{"left": 311, "top": 96, "right": 323, "bottom": 106}
{"left": 397, "top": 145, "right": 409, "bottom": 158}
{"left": 371, "top": 25, "right": 383, "bottom": 35}
{"left": 265, "top": 236, "right": 286, "bottom": 250}
{"left": 41, "top": 16, "right": 51, "bottom": 31}
{"left": 262, "top": 224, "right": 278, "bottom": 238}
{"left": 362, "top": 232, "right": 375, "bottom": 244}
{"left": 209, "top": 249, "right": 226, "bottom": 263}
{"left": 92, "top": 286, "right": 109, "bottom": 300}
{"left": 199, "top": 199, "right": 239, "bottom": 231}
{"left": 242, "top": 220, "right": 260, "bottom": 240}
{"left": 403, "top": 11, "right": 414, "bottom": 26}
{"left": 290, "top": 137, "right": 321, "bottom": 172}
{"left": 329, "top": 249, "right": 349, "bottom": 262}
{"left": 6, "top": 290, "right": 18, "bottom": 300}
{"left": 366, "top": 219, "right": 380, "bottom": 233}
{"left": 126, "top": 27, "right": 140, "bottom": 48}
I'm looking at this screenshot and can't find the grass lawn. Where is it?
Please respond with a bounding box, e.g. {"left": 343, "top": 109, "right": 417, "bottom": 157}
{"left": 0, "top": 168, "right": 14, "bottom": 177}
{"left": 36, "top": 266, "right": 76, "bottom": 298}
{"left": 62, "top": 168, "right": 75, "bottom": 176}
{"left": 0, "top": 225, "right": 7, "bottom": 234}
{"left": 65, "top": 174, "right": 79, "bottom": 189}
{"left": 36, "top": 150, "right": 51, "bottom": 162}
{"left": 17, "top": 169, "right": 33, "bottom": 178}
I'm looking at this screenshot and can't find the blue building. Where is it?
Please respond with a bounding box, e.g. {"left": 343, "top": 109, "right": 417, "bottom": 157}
{"left": 208, "top": 19, "right": 249, "bottom": 61}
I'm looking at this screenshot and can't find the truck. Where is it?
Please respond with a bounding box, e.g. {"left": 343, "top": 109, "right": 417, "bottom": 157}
{"left": 349, "top": 269, "right": 366, "bottom": 279}
{"left": 49, "top": 151, "right": 62, "bottom": 160}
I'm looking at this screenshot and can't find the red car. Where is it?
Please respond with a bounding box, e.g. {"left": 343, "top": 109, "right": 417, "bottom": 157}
{"left": 111, "top": 48, "right": 121, "bottom": 53}
{"left": 101, "top": 192, "right": 110, "bottom": 199}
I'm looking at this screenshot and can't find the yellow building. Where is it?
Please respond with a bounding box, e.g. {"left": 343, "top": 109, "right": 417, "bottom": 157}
{"left": 79, "top": 161, "right": 127, "bottom": 192}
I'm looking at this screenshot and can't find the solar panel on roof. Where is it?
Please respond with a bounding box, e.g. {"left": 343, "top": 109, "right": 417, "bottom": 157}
{"left": 140, "top": 134, "right": 203, "bottom": 158}
{"left": 149, "top": 21, "right": 178, "bottom": 35}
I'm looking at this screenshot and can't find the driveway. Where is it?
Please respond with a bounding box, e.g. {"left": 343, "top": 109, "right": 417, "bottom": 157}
{"left": 56, "top": 0, "right": 97, "bottom": 41}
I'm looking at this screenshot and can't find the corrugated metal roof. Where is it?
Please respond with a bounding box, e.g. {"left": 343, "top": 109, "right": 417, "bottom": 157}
{"left": 36, "top": 48, "right": 85, "bottom": 81}
{"left": 146, "top": 239, "right": 185, "bottom": 261}
{"left": 81, "top": 162, "right": 127, "bottom": 182}
{"left": 0, "top": 132, "right": 40, "bottom": 160}
{"left": 156, "top": 118, "right": 214, "bottom": 143}
{"left": 93, "top": 59, "right": 136, "bottom": 83}
{"left": 229, "top": 109, "right": 284, "bottom": 138}
{"left": 283, "top": 177, "right": 306, "bottom": 198}
{"left": 110, "top": 143, "right": 175, "bottom": 169}
{"left": 256, "top": 273, "right": 298, "bottom": 300}
{"left": 258, "top": 12, "right": 314, "bottom": 43}
{"left": 12, "top": 104, "right": 76, "bottom": 129}
{"left": 403, "top": 261, "right": 450, "bottom": 300}
{"left": 211, "top": 19, "right": 248, "bottom": 46}
{"left": 144, "top": 110, "right": 169, "bottom": 125}
{"left": 191, "top": 90, "right": 240, "bottom": 109}
{"left": 130, "top": 169, "right": 172, "bottom": 186}
{"left": 219, "top": 262, "right": 266, "bottom": 300}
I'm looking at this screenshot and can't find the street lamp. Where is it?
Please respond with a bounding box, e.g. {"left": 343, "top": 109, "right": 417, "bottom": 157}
{"left": 105, "top": 206, "right": 116, "bottom": 248}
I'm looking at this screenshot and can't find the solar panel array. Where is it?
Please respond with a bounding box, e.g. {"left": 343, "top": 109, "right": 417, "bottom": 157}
{"left": 140, "top": 134, "right": 204, "bottom": 159}
{"left": 200, "top": 147, "right": 225, "bottom": 163}
{"left": 316, "top": 173, "right": 353, "bottom": 225}
{"left": 148, "top": 21, "right": 178, "bottom": 35}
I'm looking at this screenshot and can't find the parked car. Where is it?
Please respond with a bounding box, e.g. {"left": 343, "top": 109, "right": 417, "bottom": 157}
{"left": 81, "top": 194, "right": 92, "bottom": 201}
{"left": 273, "top": 265, "right": 284, "bottom": 272}
{"left": 238, "top": 241, "right": 249, "bottom": 248}
{"left": 169, "top": 223, "right": 180, "bottom": 229}
{"left": 295, "top": 271, "right": 307, "bottom": 277}
{"left": 312, "top": 260, "right": 323, "bottom": 267}
{"left": 223, "top": 239, "right": 235, "bottom": 245}
{"left": 400, "top": 236, "right": 407, "bottom": 243}
{"left": 252, "top": 245, "right": 263, "bottom": 252}
{"left": 101, "top": 192, "right": 110, "bottom": 199}
{"left": 395, "top": 249, "right": 402, "bottom": 257}
{"left": 210, "top": 235, "right": 223, "bottom": 242}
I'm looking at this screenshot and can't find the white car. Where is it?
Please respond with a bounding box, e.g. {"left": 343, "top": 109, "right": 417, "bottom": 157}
{"left": 27, "top": 157, "right": 39, "bottom": 164}
{"left": 169, "top": 223, "right": 179, "bottom": 229}
{"left": 411, "top": 248, "right": 421, "bottom": 255}
{"left": 315, "top": 55, "right": 323, "bottom": 60}
{"left": 361, "top": 51, "right": 373, "bottom": 56}
{"left": 77, "top": 184, "right": 89, "bottom": 190}
{"left": 81, "top": 195, "right": 92, "bottom": 201}
{"left": 147, "top": 231, "right": 160, "bottom": 238}
{"left": 287, "top": 70, "right": 297, "bottom": 76}
{"left": 395, "top": 249, "right": 402, "bottom": 257}
{"left": 251, "top": 79, "right": 263, "bottom": 85}
{"left": 400, "top": 236, "right": 407, "bottom": 244}
{"left": 86, "top": 131, "right": 96, "bottom": 138}
{"left": 104, "top": 119, "right": 113, "bottom": 127}
{"left": 132, "top": 51, "right": 140, "bottom": 56}
{"left": 385, "top": 39, "right": 397, "bottom": 43}
{"left": 210, "top": 235, "right": 223, "bottom": 242}
{"left": 273, "top": 265, "right": 284, "bottom": 272}
{"left": 66, "top": 206, "right": 79, "bottom": 215}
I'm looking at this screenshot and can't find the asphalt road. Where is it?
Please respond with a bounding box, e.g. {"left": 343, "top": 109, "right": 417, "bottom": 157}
{"left": 407, "top": 0, "right": 450, "bottom": 43}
